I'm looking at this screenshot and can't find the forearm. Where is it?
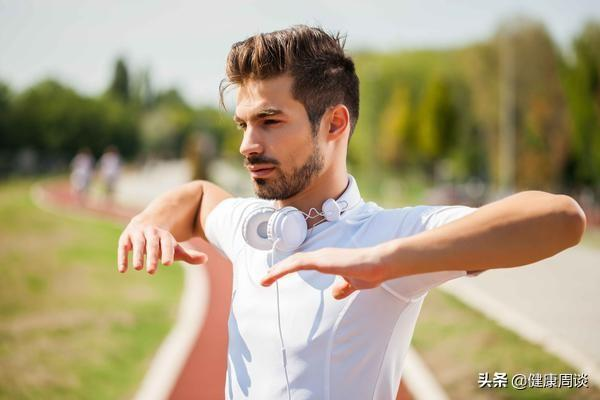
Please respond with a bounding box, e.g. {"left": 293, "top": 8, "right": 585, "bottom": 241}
{"left": 376, "top": 191, "right": 587, "bottom": 280}
{"left": 130, "top": 180, "right": 205, "bottom": 242}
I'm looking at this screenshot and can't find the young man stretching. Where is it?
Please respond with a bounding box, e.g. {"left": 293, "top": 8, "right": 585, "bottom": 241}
{"left": 117, "top": 25, "right": 586, "bottom": 400}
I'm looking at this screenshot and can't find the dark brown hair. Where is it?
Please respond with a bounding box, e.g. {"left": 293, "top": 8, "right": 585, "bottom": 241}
{"left": 219, "top": 25, "right": 360, "bottom": 140}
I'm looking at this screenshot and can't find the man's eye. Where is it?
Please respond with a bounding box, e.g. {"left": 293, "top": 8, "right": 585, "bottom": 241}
{"left": 264, "top": 120, "right": 280, "bottom": 126}
{"left": 236, "top": 123, "right": 247, "bottom": 131}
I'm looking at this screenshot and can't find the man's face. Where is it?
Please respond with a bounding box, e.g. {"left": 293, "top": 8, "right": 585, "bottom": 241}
{"left": 235, "top": 75, "right": 324, "bottom": 200}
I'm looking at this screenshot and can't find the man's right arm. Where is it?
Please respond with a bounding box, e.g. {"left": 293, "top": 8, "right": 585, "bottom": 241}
{"left": 117, "top": 180, "right": 233, "bottom": 274}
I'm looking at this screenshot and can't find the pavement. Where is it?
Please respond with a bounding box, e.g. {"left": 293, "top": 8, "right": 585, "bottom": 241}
{"left": 441, "top": 243, "right": 600, "bottom": 386}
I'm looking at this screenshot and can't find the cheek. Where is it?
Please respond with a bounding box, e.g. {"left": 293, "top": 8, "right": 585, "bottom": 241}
{"left": 275, "top": 124, "right": 313, "bottom": 156}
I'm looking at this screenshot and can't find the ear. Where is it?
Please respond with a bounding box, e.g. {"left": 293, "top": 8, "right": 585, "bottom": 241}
{"left": 326, "top": 104, "right": 350, "bottom": 143}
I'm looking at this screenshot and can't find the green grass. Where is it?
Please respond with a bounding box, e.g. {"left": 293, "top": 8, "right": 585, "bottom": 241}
{"left": 0, "top": 179, "right": 184, "bottom": 400}
{"left": 348, "top": 166, "right": 429, "bottom": 207}
{"left": 413, "top": 289, "right": 600, "bottom": 399}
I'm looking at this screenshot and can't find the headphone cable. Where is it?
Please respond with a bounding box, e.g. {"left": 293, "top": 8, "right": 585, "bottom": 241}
{"left": 270, "top": 249, "right": 292, "bottom": 400}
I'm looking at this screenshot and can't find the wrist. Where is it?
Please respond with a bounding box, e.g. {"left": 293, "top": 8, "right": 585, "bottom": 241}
{"left": 130, "top": 212, "right": 169, "bottom": 231}
{"left": 373, "top": 239, "right": 408, "bottom": 281}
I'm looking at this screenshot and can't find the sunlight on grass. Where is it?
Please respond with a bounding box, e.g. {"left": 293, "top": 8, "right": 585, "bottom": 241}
{"left": 413, "top": 289, "right": 600, "bottom": 400}
{"left": 0, "top": 179, "right": 184, "bottom": 400}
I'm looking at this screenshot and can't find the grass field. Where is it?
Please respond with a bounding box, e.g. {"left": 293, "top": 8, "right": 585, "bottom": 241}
{"left": 0, "top": 179, "right": 184, "bottom": 400}
{"left": 413, "top": 289, "right": 600, "bottom": 399}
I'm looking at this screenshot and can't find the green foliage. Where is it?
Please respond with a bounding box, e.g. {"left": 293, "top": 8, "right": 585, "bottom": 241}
{"left": 561, "top": 21, "right": 600, "bottom": 189}
{"left": 1, "top": 18, "right": 600, "bottom": 192}
{"left": 416, "top": 75, "right": 458, "bottom": 165}
{"left": 139, "top": 89, "right": 238, "bottom": 158}
{"left": 0, "top": 82, "right": 12, "bottom": 150}
{"left": 0, "top": 56, "right": 236, "bottom": 173}
{"left": 8, "top": 79, "right": 140, "bottom": 159}
{"left": 351, "top": 17, "right": 594, "bottom": 191}
{"left": 107, "top": 57, "right": 130, "bottom": 102}
{"left": 378, "top": 85, "right": 414, "bottom": 167}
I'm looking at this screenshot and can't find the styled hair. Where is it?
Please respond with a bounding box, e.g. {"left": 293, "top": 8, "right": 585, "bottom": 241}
{"left": 219, "top": 25, "right": 360, "bottom": 139}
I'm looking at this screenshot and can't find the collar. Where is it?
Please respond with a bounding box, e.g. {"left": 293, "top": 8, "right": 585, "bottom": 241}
{"left": 336, "top": 174, "right": 362, "bottom": 215}
{"left": 270, "top": 174, "right": 363, "bottom": 215}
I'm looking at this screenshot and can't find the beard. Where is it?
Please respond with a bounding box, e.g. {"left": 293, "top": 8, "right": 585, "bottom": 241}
{"left": 247, "top": 143, "right": 324, "bottom": 200}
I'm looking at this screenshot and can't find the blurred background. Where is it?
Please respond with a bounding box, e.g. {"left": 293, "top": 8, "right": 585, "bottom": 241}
{"left": 1, "top": 1, "right": 599, "bottom": 399}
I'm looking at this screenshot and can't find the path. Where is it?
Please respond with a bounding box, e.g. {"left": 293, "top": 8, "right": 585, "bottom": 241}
{"left": 441, "top": 243, "right": 600, "bottom": 386}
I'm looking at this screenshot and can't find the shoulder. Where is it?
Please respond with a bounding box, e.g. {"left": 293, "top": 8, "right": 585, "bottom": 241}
{"left": 205, "top": 196, "right": 272, "bottom": 235}
{"left": 367, "top": 204, "right": 478, "bottom": 237}
{"left": 204, "top": 196, "right": 272, "bottom": 259}
{"left": 207, "top": 196, "right": 271, "bottom": 219}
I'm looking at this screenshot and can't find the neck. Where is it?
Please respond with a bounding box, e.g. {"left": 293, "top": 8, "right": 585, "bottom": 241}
{"left": 275, "top": 168, "right": 349, "bottom": 229}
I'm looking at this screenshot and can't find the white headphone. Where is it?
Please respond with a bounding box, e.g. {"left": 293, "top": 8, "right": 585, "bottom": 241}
{"left": 242, "top": 197, "right": 351, "bottom": 252}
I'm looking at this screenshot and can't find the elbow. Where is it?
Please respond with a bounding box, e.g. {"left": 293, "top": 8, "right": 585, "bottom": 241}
{"left": 556, "top": 194, "right": 587, "bottom": 247}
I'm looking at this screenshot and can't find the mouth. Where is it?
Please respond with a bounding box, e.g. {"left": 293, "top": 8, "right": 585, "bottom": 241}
{"left": 248, "top": 165, "right": 276, "bottom": 178}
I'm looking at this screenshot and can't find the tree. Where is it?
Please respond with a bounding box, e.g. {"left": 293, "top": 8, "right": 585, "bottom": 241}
{"left": 562, "top": 20, "right": 600, "bottom": 190}
{"left": 499, "top": 18, "right": 570, "bottom": 191}
{"left": 108, "top": 57, "right": 130, "bottom": 102}
{"left": 378, "top": 85, "right": 415, "bottom": 168}
{"left": 10, "top": 79, "right": 139, "bottom": 160}
{"left": 0, "top": 82, "right": 12, "bottom": 150}
{"left": 416, "top": 75, "right": 460, "bottom": 178}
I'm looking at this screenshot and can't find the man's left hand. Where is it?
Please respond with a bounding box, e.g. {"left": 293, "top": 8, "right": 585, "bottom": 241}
{"left": 260, "top": 247, "right": 387, "bottom": 300}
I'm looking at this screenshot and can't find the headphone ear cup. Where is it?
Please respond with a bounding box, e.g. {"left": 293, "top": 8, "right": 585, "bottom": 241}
{"left": 268, "top": 206, "right": 307, "bottom": 252}
{"left": 242, "top": 207, "right": 276, "bottom": 251}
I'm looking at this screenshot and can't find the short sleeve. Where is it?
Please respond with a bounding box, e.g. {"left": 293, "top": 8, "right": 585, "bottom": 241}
{"left": 204, "top": 197, "right": 254, "bottom": 262}
{"left": 380, "top": 204, "right": 482, "bottom": 301}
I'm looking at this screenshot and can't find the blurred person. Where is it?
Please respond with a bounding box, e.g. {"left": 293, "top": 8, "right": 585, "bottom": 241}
{"left": 69, "top": 147, "right": 94, "bottom": 203}
{"left": 117, "top": 26, "right": 586, "bottom": 400}
{"left": 98, "top": 145, "right": 121, "bottom": 202}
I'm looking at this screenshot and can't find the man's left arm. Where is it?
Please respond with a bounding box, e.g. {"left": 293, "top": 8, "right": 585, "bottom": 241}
{"left": 377, "top": 190, "right": 586, "bottom": 278}
{"left": 261, "top": 191, "right": 587, "bottom": 299}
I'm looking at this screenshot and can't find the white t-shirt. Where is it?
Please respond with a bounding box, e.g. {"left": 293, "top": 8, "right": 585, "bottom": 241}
{"left": 205, "top": 175, "right": 480, "bottom": 400}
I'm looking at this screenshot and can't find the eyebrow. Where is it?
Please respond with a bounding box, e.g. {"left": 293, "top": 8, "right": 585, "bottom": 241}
{"left": 233, "top": 108, "right": 284, "bottom": 124}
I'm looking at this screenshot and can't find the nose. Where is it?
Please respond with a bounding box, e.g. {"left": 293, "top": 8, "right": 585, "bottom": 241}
{"left": 239, "top": 126, "right": 264, "bottom": 158}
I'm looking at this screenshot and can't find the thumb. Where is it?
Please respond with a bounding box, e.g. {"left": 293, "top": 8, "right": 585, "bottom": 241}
{"left": 174, "top": 243, "right": 208, "bottom": 265}
{"left": 331, "top": 278, "right": 357, "bottom": 300}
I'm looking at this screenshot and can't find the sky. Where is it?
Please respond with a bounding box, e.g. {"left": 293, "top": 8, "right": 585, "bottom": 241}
{"left": 1, "top": 0, "right": 599, "bottom": 107}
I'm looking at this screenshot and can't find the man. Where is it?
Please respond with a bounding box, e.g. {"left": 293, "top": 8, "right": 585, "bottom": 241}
{"left": 117, "top": 26, "right": 586, "bottom": 399}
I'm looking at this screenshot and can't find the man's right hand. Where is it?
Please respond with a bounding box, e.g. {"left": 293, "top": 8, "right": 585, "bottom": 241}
{"left": 117, "top": 220, "right": 208, "bottom": 274}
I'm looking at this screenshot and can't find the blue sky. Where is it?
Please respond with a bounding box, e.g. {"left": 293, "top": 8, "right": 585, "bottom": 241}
{"left": 1, "top": 0, "right": 599, "bottom": 106}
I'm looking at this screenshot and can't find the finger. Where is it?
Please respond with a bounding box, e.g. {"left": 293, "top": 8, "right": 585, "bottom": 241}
{"left": 261, "top": 254, "right": 330, "bottom": 286}
{"left": 145, "top": 229, "right": 160, "bottom": 274}
{"left": 118, "top": 234, "right": 132, "bottom": 273}
{"left": 332, "top": 280, "right": 357, "bottom": 300}
{"left": 159, "top": 233, "right": 175, "bottom": 266}
{"left": 174, "top": 243, "right": 208, "bottom": 265}
{"left": 131, "top": 232, "right": 146, "bottom": 271}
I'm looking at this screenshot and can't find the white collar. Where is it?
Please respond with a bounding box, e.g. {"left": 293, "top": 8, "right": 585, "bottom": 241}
{"left": 335, "top": 174, "right": 362, "bottom": 215}
{"left": 269, "top": 174, "right": 363, "bottom": 215}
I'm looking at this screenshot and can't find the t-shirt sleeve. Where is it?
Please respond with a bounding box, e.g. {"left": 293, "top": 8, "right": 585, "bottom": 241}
{"left": 204, "top": 197, "right": 250, "bottom": 262}
{"left": 380, "top": 204, "right": 483, "bottom": 301}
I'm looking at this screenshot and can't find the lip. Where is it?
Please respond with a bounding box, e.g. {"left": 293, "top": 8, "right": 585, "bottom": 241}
{"left": 249, "top": 166, "right": 275, "bottom": 178}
